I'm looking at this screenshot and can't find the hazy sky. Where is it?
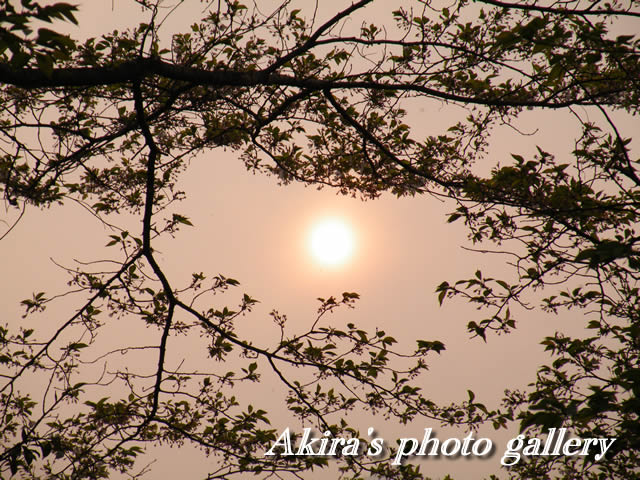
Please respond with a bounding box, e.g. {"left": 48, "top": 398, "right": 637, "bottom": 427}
{"left": 2, "top": 2, "right": 639, "bottom": 479}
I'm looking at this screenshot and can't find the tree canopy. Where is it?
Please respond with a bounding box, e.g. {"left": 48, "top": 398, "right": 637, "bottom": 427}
{"left": 1, "top": 0, "right": 639, "bottom": 479}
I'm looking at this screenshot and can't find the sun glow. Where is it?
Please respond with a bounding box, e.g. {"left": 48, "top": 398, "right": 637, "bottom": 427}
{"left": 309, "top": 218, "right": 355, "bottom": 267}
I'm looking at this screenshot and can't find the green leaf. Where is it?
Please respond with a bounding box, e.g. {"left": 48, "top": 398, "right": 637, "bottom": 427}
{"left": 36, "top": 53, "right": 54, "bottom": 77}
{"left": 172, "top": 213, "right": 193, "bottom": 226}
{"left": 67, "top": 342, "right": 88, "bottom": 351}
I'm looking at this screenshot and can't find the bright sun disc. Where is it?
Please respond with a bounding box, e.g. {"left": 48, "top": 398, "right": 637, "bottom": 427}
{"left": 310, "top": 219, "right": 354, "bottom": 266}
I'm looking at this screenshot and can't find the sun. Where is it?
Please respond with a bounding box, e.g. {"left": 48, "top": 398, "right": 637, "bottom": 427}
{"left": 309, "top": 218, "right": 355, "bottom": 267}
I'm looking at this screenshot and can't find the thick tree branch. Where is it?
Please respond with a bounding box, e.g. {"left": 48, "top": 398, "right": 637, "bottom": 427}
{"left": 0, "top": 57, "right": 622, "bottom": 109}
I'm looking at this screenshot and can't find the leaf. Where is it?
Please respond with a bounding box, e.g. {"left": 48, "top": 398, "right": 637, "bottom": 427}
{"left": 548, "top": 64, "right": 565, "bottom": 83}
{"left": 520, "top": 411, "right": 563, "bottom": 432}
{"left": 172, "top": 213, "right": 193, "bottom": 226}
{"left": 438, "top": 289, "right": 447, "bottom": 305}
{"left": 36, "top": 53, "right": 54, "bottom": 77}
{"left": 447, "top": 212, "right": 462, "bottom": 223}
{"left": 416, "top": 339, "right": 446, "bottom": 353}
{"left": 40, "top": 441, "right": 52, "bottom": 458}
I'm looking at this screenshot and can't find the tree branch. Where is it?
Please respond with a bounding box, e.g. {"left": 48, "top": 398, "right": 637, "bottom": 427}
{"left": 477, "top": 0, "right": 640, "bottom": 18}
{"left": 0, "top": 57, "right": 622, "bottom": 109}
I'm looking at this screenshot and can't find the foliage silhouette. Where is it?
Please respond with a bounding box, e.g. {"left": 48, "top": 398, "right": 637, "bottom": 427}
{"left": 1, "top": 1, "right": 639, "bottom": 479}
